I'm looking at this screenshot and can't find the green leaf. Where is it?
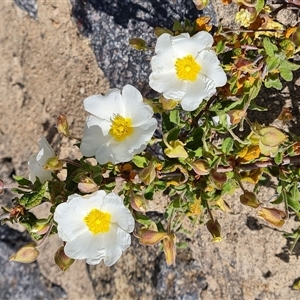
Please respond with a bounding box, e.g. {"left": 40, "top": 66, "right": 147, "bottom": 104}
{"left": 265, "top": 56, "right": 280, "bottom": 72}
{"left": 135, "top": 212, "right": 152, "bottom": 226}
{"left": 154, "top": 180, "right": 167, "bottom": 191}
{"left": 255, "top": 0, "right": 265, "bottom": 13}
{"left": 132, "top": 155, "right": 148, "bottom": 168}
{"left": 248, "top": 79, "right": 262, "bottom": 101}
{"left": 173, "top": 21, "right": 183, "bottom": 32}
{"left": 144, "top": 184, "right": 154, "bottom": 200}
{"left": 19, "top": 182, "right": 49, "bottom": 209}
{"left": 248, "top": 100, "right": 267, "bottom": 111}
{"left": 274, "top": 151, "right": 283, "bottom": 165}
{"left": 166, "top": 127, "right": 181, "bottom": 142}
{"left": 287, "top": 183, "right": 300, "bottom": 212}
{"left": 221, "top": 137, "right": 234, "bottom": 154}
{"left": 169, "top": 110, "right": 181, "bottom": 125}
{"left": 279, "top": 59, "right": 300, "bottom": 71}
{"left": 271, "top": 193, "right": 284, "bottom": 204}
{"left": 216, "top": 40, "right": 225, "bottom": 54}
{"left": 12, "top": 175, "right": 31, "bottom": 186}
{"left": 263, "top": 37, "right": 278, "bottom": 56}
{"left": 279, "top": 68, "right": 293, "bottom": 81}
{"left": 264, "top": 76, "right": 283, "bottom": 90}
{"left": 154, "top": 27, "right": 174, "bottom": 37}
{"left": 186, "top": 127, "right": 203, "bottom": 151}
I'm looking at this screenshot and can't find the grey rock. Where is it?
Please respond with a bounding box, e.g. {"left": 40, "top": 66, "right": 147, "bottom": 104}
{"left": 70, "top": 0, "right": 216, "bottom": 94}
{"left": 0, "top": 225, "right": 67, "bottom": 300}
{"left": 14, "top": 0, "right": 38, "bottom": 19}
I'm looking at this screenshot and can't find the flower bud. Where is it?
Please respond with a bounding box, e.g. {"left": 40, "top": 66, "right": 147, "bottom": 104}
{"left": 240, "top": 190, "right": 260, "bottom": 208}
{"left": 210, "top": 169, "right": 227, "bottom": 190}
{"left": 31, "top": 218, "right": 51, "bottom": 235}
{"left": 259, "top": 126, "right": 286, "bottom": 147}
{"left": 9, "top": 243, "right": 39, "bottom": 263}
{"left": 139, "top": 161, "right": 156, "bottom": 185}
{"left": 54, "top": 246, "right": 75, "bottom": 271}
{"left": 154, "top": 27, "right": 174, "bottom": 37}
{"left": 163, "top": 234, "right": 176, "bottom": 266}
{"left": 129, "top": 38, "right": 148, "bottom": 51}
{"left": 190, "top": 159, "right": 209, "bottom": 176}
{"left": 290, "top": 27, "right": 300, "bottom": 47}
{"left": 164, "top": 140, "right": 188, "bottom": 159}
{"left": 57, "top": 114, "right": 70, "bottom": 136}
{"left": 130, "top": 193, "right": 148, "bottom": 213}
{"left": 206, "top": 219, "right": 222, "bottom": 242}
{"left": 257, "top": 207, "right": 286, "bottom": 227}
{"left": 159, "top": 96, "right": 178, "bottom": 110}
{"left": 43, "top": 157, "right": 63, "bottom": 171}
{"left": 227, "top": 110, "right": 246, "bottom": 125}
{"left": 78, "top": 177, "right": 98, "bottom": 194}
{"left": 137, "top": 228, "right": 167, "bottom": 245}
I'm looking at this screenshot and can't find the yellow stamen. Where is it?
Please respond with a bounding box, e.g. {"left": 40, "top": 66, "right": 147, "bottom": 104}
{"left": 175, "top": 55, "right": 201, "bottom": 81}
{"left": 84, "top": 209, "right": 111, "bottom": 235}
{"left": 109, "top": 114, "right": 133, "bottom": 141}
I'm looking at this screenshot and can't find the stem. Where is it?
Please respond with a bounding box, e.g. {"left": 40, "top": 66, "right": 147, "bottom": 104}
{"left": 61, "top": 158, "right": 82, "bottom": 168}
{"left": 36, "top": 221, "right": 54, "bottom": 249}
{"left": 67, "top": 134, "right": 81, "bottom": 142}
{"left": 223, "top": 29, "right": 285, "bottom": 34}
{"left": 159, "top": 155, "right": 300, "bottom": 179}
{"left": 193, "top": 96, "right": 217, "bottom": 127}
{"left": 234, "top": 172, "right": 246, "bottom": 192}
{"left": 228, "top": 128, "right": 249, "bottom": 145}
{"left": 217, "top": 155, "right": 300, "bottom": 173}
{"left": 203, "top": 198, "right": 214, "bottom": 221}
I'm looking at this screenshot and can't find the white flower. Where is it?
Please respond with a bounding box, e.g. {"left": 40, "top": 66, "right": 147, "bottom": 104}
{"left": 28, "top": 137, "right": 56, "bottom": 183}
{"left": 149, "top": 31, "right": 227, "bottom": 111}
{"left": 80, "top": 85, "right": 157, "bottom": 164}
{"left": 53, "top": 190, "right": 135, "bottom": 266}
{"left": 212, "top": 114, "right": 232, "bottom": 126}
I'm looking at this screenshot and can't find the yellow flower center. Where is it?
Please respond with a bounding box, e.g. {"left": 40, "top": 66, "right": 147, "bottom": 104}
{"left": 84, "top": 209, "right": 111, "bottom": 235}
{"left": 175, "top": 55, "right": 201, "bottom": 81}
{"left": 109, "top": 114, "right": 133, "bottom": 141}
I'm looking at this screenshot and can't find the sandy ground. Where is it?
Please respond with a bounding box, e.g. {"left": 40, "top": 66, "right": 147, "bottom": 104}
{"left": 1, "top": 1, "right": 300, "bottom": 299}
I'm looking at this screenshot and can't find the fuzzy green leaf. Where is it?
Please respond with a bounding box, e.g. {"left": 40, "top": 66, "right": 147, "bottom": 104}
{"left": 169, "top": 110, "right": 181, "bottom": 126}
{"left": 222, "top": 137, "right": 234, "bottom": 154}
{"left": 132, "top": 155, "right": 148, "bottom": 168}
{"left": 279, "top": 68, "right": 293, "bottom": 81}
{"left": 287, "top": 183, "right": 300, "bottom": 212}
{"left": 263, "top": 37, "right": 278, "bottom": 56}
{"left": 266, "top": 56, "right": 280, "bottom": 72}
{"left": 19, "top": 182, "right": 48, "bottom": 209}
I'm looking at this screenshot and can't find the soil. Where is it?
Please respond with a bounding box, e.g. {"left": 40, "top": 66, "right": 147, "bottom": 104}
{"left": 1, "top": 1, "right": 300, "bottom": 299}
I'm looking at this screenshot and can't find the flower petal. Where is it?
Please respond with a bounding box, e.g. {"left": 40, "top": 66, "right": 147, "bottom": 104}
{"left": 54, "top": 204, "right": 87, "bottom": 242}
{"left": 181, "top": 75, "right": 215, "bottom": 111}
{"left": 171, "top": 31, "right": 213, "bottom": 57}
{"left": 122, "top": 85, "right": 154, "bottom": 127}
{"left": 149, "top": 70, "right": 186, "bottom": 100}
{"left": 102, "top": 225, "right": 131, "bottom": 266}
{"left": 64, "top": 231, "right": 104, "bottom": 261}
{"left": 197, "top": 50, "right": 227, "bottom": 87}
{"left": 102, "top": 193, "right": 135, "bottom": 232}
{"left": 95, "top": 144, "right": 116, "bottom": 164}
{"left": 84, "top": 89, "right": 124, "bottom": 120}
{"left": 28, "top": 137, "right": 55, "bottom": 183}
{"left": 80, "top": 116, "right": 110, "bottom": 157}
{"left": 37, "top": 137, "right": 55, "bottom": 163}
